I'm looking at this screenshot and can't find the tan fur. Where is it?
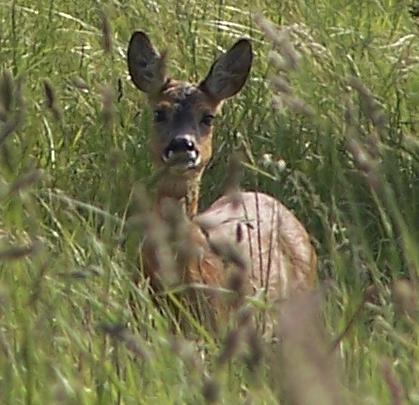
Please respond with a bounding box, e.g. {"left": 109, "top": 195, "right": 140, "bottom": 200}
{"left": 127, "top": 32, "right": 317, "bottom": 330}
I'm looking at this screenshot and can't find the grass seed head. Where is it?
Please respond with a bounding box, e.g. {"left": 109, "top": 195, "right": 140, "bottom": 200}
{"left": 101, "top": 323, "right": 149, "bottom": 360}
{"left": 381, "top": 359, "right": 405, "bottom": 405}
{"left": 101, "top": 85, "right": 114, "bottom": 127}
{"left": 244, "top": 328, "right": 263, "bottom": 373}
{"left": 8, "top": 169, "right": 42, "bottom": 195}
{"left": 392, "top": 279, "right": 417, "bottom": 317}
{"left": 348, "top": 76, "right": 387, "bottom": 131}
{"left": 0, "top": 240, "right": 42, "bottom": 261}
{"left": 71, "top": 76, "right": 89, "bottom": 92}
{"left": 208, "top": 237, "right": 248, "bottom": 272}
{"left": 217, "top": 328, "right": 241, "bottom": 367}
{"left": 281, "top": 94, "right": 315, "bottom": 117}
{"left": 202, "top": 376, "right": 220, "bottom": 404}
{"left": 43, "top": 79, "right": 63, "bottom": 121}
{"left": 0, "top": 70, "right": 13, "bottom": 119}
{"left": 279, "top": 292, "right": 344, "bottom": 405}
{"left": 269, "top": 75, "right": 293, "bottom": 95}
{"left": 254, "top": 13, "right": 299, "bottom": 71}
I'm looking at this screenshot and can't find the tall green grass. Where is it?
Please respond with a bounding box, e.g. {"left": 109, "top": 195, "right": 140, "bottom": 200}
{"left": 0, "top": 0, "right": 418, "bottom": 403}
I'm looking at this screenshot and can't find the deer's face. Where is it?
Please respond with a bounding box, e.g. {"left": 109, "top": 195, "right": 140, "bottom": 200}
{"left": 147, "top": 80, "right": 218, "bottom": 175}
{"left": 127, "top": 31, "right": 252, "bottom": 178}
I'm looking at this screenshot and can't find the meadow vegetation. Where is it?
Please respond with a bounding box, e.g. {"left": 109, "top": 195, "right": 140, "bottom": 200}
{"left": 0, "top": 0, "right": 418, "bottom": 403}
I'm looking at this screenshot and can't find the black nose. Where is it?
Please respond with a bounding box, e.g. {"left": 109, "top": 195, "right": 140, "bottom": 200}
{"left": 167, "top": 137, "right": 195, "bottom": 153}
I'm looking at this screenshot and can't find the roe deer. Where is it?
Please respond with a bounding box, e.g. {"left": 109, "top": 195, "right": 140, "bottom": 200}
{"left": 127, "top": 31, "right": 317, "bottom": 330}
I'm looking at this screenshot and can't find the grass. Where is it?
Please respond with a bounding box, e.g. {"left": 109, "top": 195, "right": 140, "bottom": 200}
{"left": 0, "top": 0, "right": 418, "bottom": 403}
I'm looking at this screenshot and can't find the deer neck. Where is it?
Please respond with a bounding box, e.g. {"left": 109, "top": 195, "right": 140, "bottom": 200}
{"left": 154, "top": 171, "right": 202, "bottom": 219}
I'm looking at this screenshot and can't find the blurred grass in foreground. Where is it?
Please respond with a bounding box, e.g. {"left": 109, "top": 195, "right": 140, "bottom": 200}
{"left": 0, "top": 0, "right": 418, "bottom": 403}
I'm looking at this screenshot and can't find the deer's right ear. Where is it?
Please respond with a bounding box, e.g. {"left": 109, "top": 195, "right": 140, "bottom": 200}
{"left": 127, "top": 31, "right": 167, "bottom": 94}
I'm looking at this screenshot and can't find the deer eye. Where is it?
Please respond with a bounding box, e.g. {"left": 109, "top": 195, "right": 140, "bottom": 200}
{"left": 201, "top": 114, "right": 215, "bottom": 127}
{"left": 153, "top": 109, "right": 167, "bottom": 123}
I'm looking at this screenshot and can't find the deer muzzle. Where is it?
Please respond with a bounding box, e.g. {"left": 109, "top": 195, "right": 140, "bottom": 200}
{"left": 162, "top": 135, "right": 201, "bottom": 170}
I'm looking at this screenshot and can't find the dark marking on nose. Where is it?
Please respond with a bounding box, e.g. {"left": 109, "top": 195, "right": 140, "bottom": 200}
{"left": 167, "top": 137, "right": 195, "bottom": 153}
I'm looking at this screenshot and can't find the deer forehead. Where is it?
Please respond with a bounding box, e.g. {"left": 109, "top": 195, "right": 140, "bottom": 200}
{"left": 152, "top": 80, "right": 218, "bottom": 112}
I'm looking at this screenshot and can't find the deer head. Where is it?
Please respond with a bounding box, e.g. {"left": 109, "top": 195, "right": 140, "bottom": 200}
{"left": 127, "top": 31, "right": 252, "bottom": 216}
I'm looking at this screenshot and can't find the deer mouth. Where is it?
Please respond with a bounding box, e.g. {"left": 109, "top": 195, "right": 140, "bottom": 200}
{"left": 161, "top": 149, "right": 202, "bottom": 170}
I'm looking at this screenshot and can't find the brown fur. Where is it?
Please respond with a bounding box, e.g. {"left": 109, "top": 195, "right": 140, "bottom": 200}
{"left": 127, "top": 32, "right": 317, "bottom": 331}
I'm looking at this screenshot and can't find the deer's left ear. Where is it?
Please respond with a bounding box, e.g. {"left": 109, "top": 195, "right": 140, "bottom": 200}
{"left": 199, "top": 39, "right": 252, "bottom": 102}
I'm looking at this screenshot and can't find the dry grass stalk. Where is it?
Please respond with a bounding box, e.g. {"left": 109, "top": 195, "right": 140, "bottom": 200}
{"left": 100, "top": 11, "right": 113, "bottom": 54}
{"left": 101, "top": 85, "right": 114, "bottom": 128}
{"left": 278, "top": 292, "right": 344, "bottom": 405}
{"left": 380, "top": 359, "right": 405, "bottom": 405}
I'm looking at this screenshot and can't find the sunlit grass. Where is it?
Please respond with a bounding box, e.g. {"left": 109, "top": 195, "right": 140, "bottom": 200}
{"left": 0, "top": 0, "right": 418, "bottom": 403}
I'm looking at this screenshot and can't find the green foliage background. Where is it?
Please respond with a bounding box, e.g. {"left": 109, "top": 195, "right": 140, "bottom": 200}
{"left": 0, "top": 1, "right": 418, "bottom": 403}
